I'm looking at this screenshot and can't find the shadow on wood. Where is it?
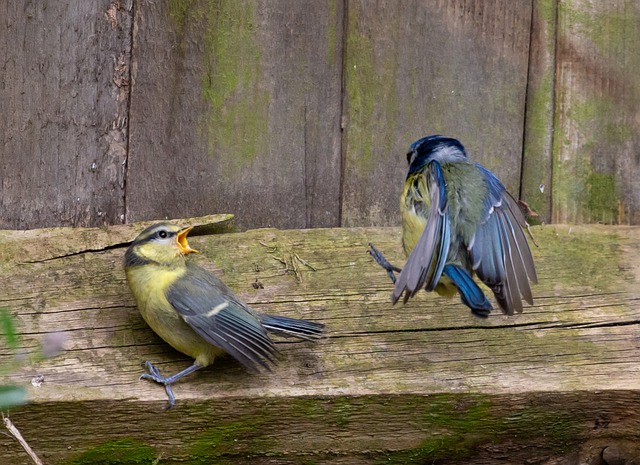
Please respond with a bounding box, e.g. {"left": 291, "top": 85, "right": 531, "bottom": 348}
{"left": 1, "top": 216, "right": 639, "bottom": 464}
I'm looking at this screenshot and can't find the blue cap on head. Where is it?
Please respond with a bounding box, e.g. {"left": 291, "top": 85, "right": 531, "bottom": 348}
{"left": 407, "top": 135, "right": 467, "bottom": 174}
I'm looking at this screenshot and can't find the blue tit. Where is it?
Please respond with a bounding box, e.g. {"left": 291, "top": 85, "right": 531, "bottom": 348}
{"left": 124, "top": 223, "right": 324, "bottom": 408}
{"left": 370, "top": 135, "right": 537, "bottom": 317}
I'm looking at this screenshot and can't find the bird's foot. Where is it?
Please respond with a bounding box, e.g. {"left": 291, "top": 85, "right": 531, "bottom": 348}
{"left": 368, "top": 243, "right": 402, "bottom": 284}
{"left": 140, "top": 361, "right": 176, "bottom": 409}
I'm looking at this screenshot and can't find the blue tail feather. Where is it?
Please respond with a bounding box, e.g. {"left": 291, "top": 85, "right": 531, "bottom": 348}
{"left": 443, "top": 264, "right": 492, "bottom": 317}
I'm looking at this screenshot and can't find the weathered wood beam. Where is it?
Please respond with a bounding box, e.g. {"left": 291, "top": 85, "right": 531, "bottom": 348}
{"left": 1, "top": 216, "right": 639, "bottom": 464}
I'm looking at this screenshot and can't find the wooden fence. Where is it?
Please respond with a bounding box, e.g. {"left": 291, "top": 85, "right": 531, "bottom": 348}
{"left": 1, "top": 0, "right": 639, "bottom": 230}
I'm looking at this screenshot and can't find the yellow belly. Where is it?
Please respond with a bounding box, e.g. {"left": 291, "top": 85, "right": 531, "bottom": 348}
{"left": 126, "top": 265, "right": 221, "bottom": 366}
{"left": 400, "top": 181, "right": 459, "bottom": 301}
{"left": 401, "top": 208, "right": 426, "bottom": 257}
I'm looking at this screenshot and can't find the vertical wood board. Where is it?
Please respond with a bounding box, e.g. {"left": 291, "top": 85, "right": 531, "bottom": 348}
{"left": 341, "top": 0, "right": 533, "bottom": 226}
{"left": 552, "top": 0, "right": 640, "bottom": 224}
{"left": 0, "top": 1, "right": 131, "bottom": 229}
{"left": 521, "top": 0, "right": 557, "bottom": 224}
{"left": 126, "top": 0, "right": 344, "bottom": 230}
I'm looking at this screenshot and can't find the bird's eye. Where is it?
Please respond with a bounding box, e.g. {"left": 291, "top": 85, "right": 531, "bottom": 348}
{"left": 407, "top": 150, "right": 416, "bottom": 166}
{"left": 158, "top": 230, "right": 168, "bottom": 239}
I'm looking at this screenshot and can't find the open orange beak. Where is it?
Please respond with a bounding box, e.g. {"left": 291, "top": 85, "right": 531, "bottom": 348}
{"left": 176, "top": 227, "right": 198, "bottom": 255}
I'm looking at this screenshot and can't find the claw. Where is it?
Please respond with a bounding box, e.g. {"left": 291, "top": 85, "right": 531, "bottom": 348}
{"left": 139, "top": 361, "right": 176, "bottom": 409}
{"left": 368, "top": 243, "right": 402, "bottom": 284}
{"left": 138, "top": 361, "right": 203, "bottom": 409}
{"left": 164, "top": 385, "right": 176, "bottom": 410}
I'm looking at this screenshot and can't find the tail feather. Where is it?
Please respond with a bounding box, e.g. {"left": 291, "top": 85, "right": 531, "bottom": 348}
{"left": 258, "top": 314, "right": 324, "bottom": 340}
{"left": 443, "top": 264, "right": 492, "bottom": 317}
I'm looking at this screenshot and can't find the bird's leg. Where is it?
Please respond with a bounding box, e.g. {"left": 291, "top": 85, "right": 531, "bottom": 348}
{"left": 140, "top": 361, "right": 203, "bottom": 409}
{"left": 368, "top": 243, "right": 402, "bottom": 284}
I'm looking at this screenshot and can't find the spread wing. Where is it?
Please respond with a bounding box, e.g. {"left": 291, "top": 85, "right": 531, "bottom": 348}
{"left": 469, "top": 164, "right": 538, "bottom": 314}
{"left": 166, "top": 264, "right": 277, "bottom": 371}
{"left": 393, "top": 160, "right": 450, "bottom": 304}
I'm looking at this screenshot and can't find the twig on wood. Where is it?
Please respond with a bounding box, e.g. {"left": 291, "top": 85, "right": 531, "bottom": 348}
{"left": 2, "top": 414, "right": 44, "bottom": 465}
{"left": 269, "top": 255, "right": 287, "bottom": 266}
{"left": 261, "top": 241, "right": 316, "bottom": 282}
{"left": 294, "top": 253, "right": 317, "bottom": 271}
{"left": 525, "top": 221, "right": 539, "bottom": 247}
{"left": 258, "top": 241, "right": 277, "bottom": 253}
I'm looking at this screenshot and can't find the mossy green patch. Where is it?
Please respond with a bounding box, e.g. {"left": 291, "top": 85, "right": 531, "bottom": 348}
{"left": 537, "top": 0, "right": 557, "bottom": 29}
{"left": 344, "top": 14, "right": 376, "bottom": 172}
{"left": 522, "top": 69, "right": 553, "bottom": 222}
{"left": 552, "top": 2, "right": 639, "bottom": 224}
{"left": 553, "top": 95, "right": 630, "bottom": 224}
{"left": 560, "top": 0, "right": 640, "bottom": 74}
{"left": 188, "top": 420, "right": 273, "bottom": 465}
{"left": 344, "top": 4, "right": 399, "bottom": 175}
{"left": 535, "top": 224, "right": 628, "bottom": 291}
{"left": 201, "top": 1, "right": 268, "bottom": 177}
{"left": 65, "top": 439, "right": 158, "bottom": 465}
{"left": 287, "top": 396, "right": 365, "bottom": 429}
{"left": 168, "top": 0, "right": 199, "bottom": 36}
{"left": 586, "top": 172, "right": 618, "bottom": 224}
{"left": 168, "top": 0, "right": 269, "bottom": 179}
{"left": 380, "top": 394, "right": 583, "bottom": 464}
{"left": 570, "top": 98, "right": 633, "bottom": 147}
{"left": 326, "top": 0, "right": 339, "bottom": 66}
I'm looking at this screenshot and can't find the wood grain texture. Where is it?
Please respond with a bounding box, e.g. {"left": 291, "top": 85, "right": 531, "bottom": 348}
{"left": 341, "top": 0, "right": 533, "bottom": 227}
{"left": 1, "top": 218, "right": 640, "bottom": 463}
{"left": 0, "top": 0, "right": 132, "bottom": 229}
{"left": 521, "top": 0, "right": 557, "bottom": 224}
{"left": 552, "top": 0, "right": 640, "bottom": 225}
{"left": 126, "top": 0, "right": 343, "bottom": 230}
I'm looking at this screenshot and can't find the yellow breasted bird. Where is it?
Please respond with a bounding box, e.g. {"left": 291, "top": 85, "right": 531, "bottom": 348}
{"left": 370, "top": 135, "right": 537, "bottom": 316}
{"left": 124, "top": 223, "right": 324, "bottom": 408}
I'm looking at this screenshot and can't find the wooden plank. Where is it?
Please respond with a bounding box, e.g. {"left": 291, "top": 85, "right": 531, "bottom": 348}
{"left": 126, "top": 0, "right": 343, "bottom": 230}
{"left": 521, "top": 0, "right": 558, "bottom": 224}
{"left": 0, "top": 0, "right": 132, "bottom": 229}
{"left": 341, "top": 0, "right": 533, "bottom": 226}
{"left": 552, "top": 0, "right": 640, "bottom": 224}
{"left": 1, "top": 219, "right": 640, "bottom": 463}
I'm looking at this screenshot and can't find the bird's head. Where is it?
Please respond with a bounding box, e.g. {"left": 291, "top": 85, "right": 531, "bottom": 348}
{"left": 124, "top": 223, "right": 197, "bottom": 268}
{"left": 406, "top": 135, "right": 468, "bottom": 174}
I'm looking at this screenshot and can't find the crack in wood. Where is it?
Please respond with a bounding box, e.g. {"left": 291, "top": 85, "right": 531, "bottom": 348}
{"left": 19, "top": 242, "right": 131, "bottom": 264}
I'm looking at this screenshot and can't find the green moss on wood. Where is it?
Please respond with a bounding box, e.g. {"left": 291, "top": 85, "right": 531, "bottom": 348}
{"left": 326, "top": 0, "right": 339, "bottom": 66}
{"left": 553, "top": 95, "right": 631, "bottom": 224}
{"left": 522, "top": 71, "right": 553, "bottom": 220}
{"left": 344, "top": 14, "right": 376, "bottom": 172}
{"left": 168, "top": 0, "right": 199, "bottom": 36}
{"left": 65, "top": 439, "right": 158, "bottom": 465}
{"left": 168, "top": 0, "right": 269, "bottom": 179}
{"left": 561, "top": 1, "right": 640, "bottom": 74}
{"left": 188, "top": 421, "right": 265, "bottom": 465}
{"left": 521, "top": 0, "right": 558, "bottom": 222}
{"left": 537, "top": 0, "right": 557, "bottom": 30}
{"left": 552, "top": 2, "right": 640, "bottom": 224}
{"left": 535, "top": 225, "right": 629, "bottom": 291}
{"left": 201, "top": 0, "right": 268, "bottom": 177}
{"left": 586, "top": 172, "right": 618, "bottom": 224}
{"left": 379, "top": 394, "right": 583, "bottom": 464}
{"left": 344, "top": 4, "right": 399, "bottom": 175}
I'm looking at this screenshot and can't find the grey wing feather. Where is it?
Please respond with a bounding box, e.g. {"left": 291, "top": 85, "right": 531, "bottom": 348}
{"left": 470, "top": 166, "right": 537, "bottom": 315}
{"left": 393, "top": 161, "right": 451, "bottom": 304}
{"left": 167, "top": 264, "right": 277, "bottom": 371}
